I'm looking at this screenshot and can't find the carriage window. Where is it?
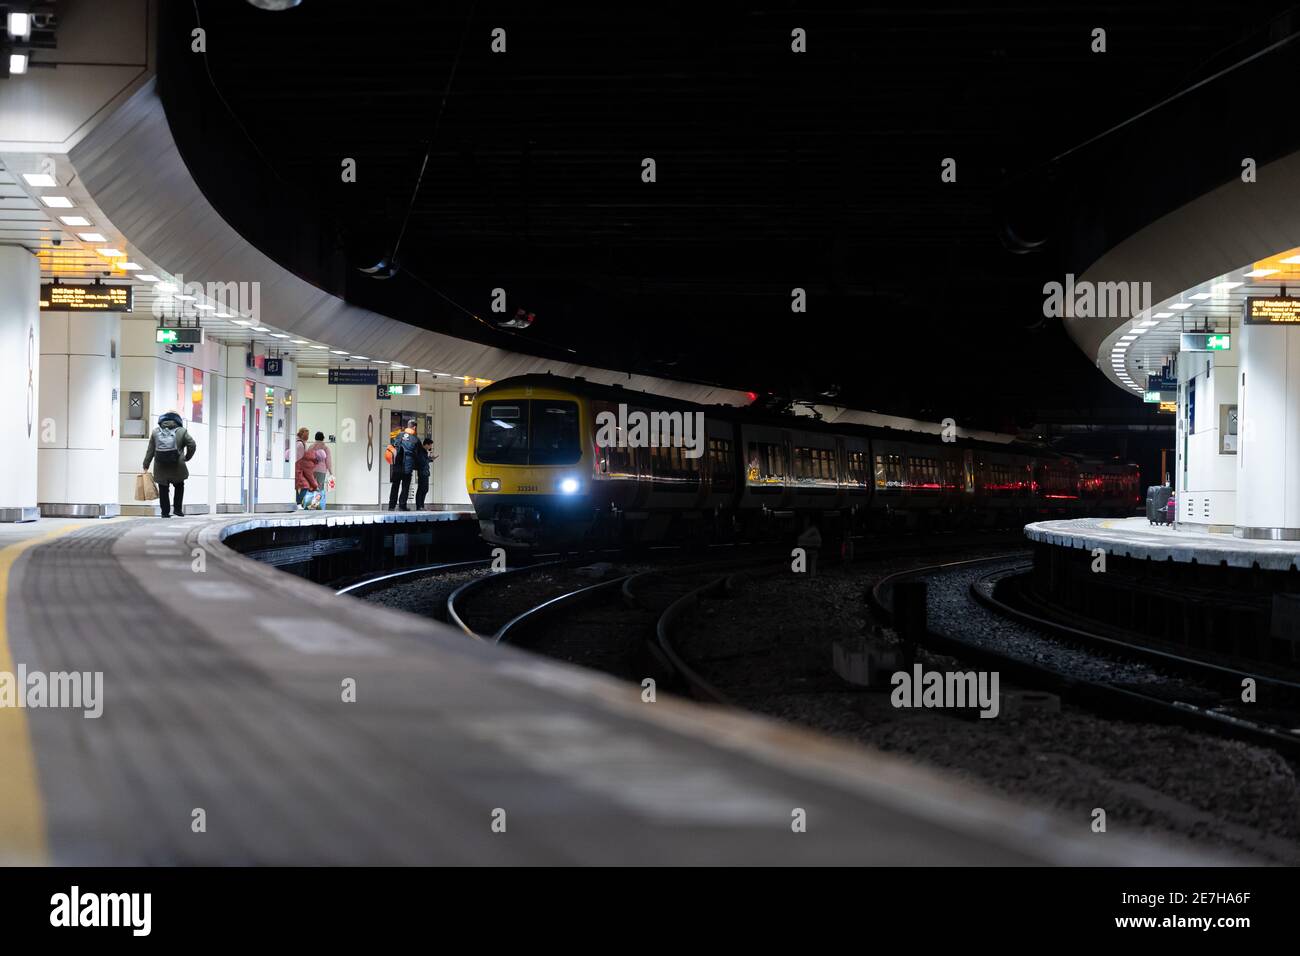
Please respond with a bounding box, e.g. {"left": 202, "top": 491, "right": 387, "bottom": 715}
{"left": 746, "top": 442, "right": 786, "bottom": 483}
{"left": 710, "top": 438, "right": 736, "bottom": 492}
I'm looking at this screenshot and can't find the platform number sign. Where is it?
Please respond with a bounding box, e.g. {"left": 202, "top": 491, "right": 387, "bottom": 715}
{"left": 459, "top": 393, "right": 475, "bottom": 407}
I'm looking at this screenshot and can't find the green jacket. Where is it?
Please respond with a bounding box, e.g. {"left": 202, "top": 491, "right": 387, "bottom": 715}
{"left": 143, "top": 420, "right": 197, "bottom": 483}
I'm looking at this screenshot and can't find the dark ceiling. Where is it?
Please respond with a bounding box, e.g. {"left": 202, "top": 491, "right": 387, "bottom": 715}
{"left": 160, "top": 1, "right": 1300, "bottom": 431}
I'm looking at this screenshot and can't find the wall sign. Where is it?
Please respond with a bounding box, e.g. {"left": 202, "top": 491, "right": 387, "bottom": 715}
{"left": 264, "top": 358, "right": 284, "bottom": 376}
{"left": 1245, "top": 297, "right": 1300, "bottom": 325}
{"left": 459, "top": 392, "right": 475, "bottom": 407}
{"left": 157, "top": 327, "right": 204, "bottom": 345}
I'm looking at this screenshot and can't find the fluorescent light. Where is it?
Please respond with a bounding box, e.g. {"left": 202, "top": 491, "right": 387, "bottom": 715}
{"left": 372, "top": 359, "right": 388, "bottom": 364}
{"left": 1169, "top": 303, "right": 1192, "bottom": 310}
{"left": 77, "top": 233, "right": 106, "bottom": 243}
{"left": 39, "top": 195, "right": 73, "bottom": 208}
{"left": 1153, "top": 312, "right": 1173, "bottom": 318}
{"left": 95, "top": 247, "right": 124, "bottom": 257}
{"left": 120, "top": 262, "right": 141, "bottom": 271}
{"left": 8, "top": 12, "right": 32, "bottom": 39}
{"left": 154, "top": 282, "right": 177, "bottom": 293}
{"left": 8, "top": 12, "right": 31, "bottom": 39}
{"left": 350, "top": 355, "right": 369, "bottom": 360}
{"left": 174, "top": 294, "right": 195, "bottom": 301}
{"left": 1189, "top": 292, "right": 1212, "bottom": 300}
{"left": 194, "top": 304, "right": 214, "bottom": 311}
{"left": 330, "top": 349, "right": 348, "bottom": 355}
{"left": 309, "top": 345, "right": 328, "bottom": 350}
{"left": 1211, "top": 282, "right": 1242, "bottom": 293}
{"left": 252, "top": 326, "right": 270, "bottom": 332}
{"left": 232, "top": 320, "right": 252, "bottom": 327}
{"left": 58, "top": 216, "right": 91, "bottom": 227}
{"left": 1245, "top": 268, "right": 1279, "bottom": 277}
{"left": 9, "top": 53, "right": 28, "bottom": 75}
{"left": 1119, "top": 335, "right": 1137, "bottom": 342}
{"left": 1132, "top": 327, "right": 1149, "bottom": 334}
{"left": 390, "top": 363, "right": 407, "bottom": 369}
{"left": 1138, "top": 320, "right": 1159, "bottom": 327}
{"left": 22, "top": 172, "right": 57, "bottom": 188}
{"left": 291, "top": 339, "right": 308, "bottom": 344}
{"left": 137, "top": 274, "right": 159, "bottom": 282}
{"left": 1280, "top": 255, "right": 1300, "bottom": 265}
{"left": 270, "top": 333, "right": 289, "bottom": 339}
{"left": 316, "top": 371, "right": 328, "bottom": 376}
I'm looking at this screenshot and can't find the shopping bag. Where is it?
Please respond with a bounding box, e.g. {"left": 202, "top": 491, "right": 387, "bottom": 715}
{"left": 135, "top": 472, "right": 158, "bottom": 501}
{"left": 326, "top": 474, "right": 336, "bottom": 491}
{"left": 307, "top": 490, "right": 324, "bottom": 510}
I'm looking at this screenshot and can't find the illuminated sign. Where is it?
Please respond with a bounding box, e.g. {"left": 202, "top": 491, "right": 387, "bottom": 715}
{"left": 264, "top": 358, "right": 284, "bottom": 376}
{"left": 1180, "top": 332, "right": 1230, "bottom": 352}
{"left": 328, "top": 368, "right": 378, "bottom": 385}
{"left": 376, "top": 386, "right": 390, "bottom": 401}
{"left": 1146, "top": 374, "right": 1176, "bottom": 392}
{"left": 459, "top": 393, "right": 475, "bottom": 407}
{"left": 385, "top": 383, "right": 421, "bottom": 397}
{"left": 1158, "top": 401, "right": 1177, "bottom": 413}
{"left": 1245, "top": 297, "right": 1300, "bottom": 325}
{"left": 1144, "top": 390, "right": 1176, "bottom": 404}
{"left": 40, "top": 283, "right": 133, "bottom": 312}
{"left": 155, "top": 327, "right": 204, "bottom": 345}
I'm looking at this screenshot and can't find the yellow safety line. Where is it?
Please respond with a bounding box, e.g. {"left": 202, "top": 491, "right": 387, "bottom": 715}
{"left": 0, "top": 520, "right": 121, "bottom": 864}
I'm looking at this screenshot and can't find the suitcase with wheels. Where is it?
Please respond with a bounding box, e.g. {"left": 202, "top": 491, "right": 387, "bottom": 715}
{"left": 1145, "top": 485, "right": 1172, "bottom": 525}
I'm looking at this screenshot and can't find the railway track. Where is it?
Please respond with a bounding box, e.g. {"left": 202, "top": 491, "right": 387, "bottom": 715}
{"left": 871, "top": 555, "right": 1300, "bottom": 758}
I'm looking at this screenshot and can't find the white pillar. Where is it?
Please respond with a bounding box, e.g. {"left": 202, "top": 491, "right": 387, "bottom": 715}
{"left": 0, "top": 247, "right": 40, "bottom": 522}
{"left": 38, "top": 310, "right": 122, "bottom": 517}
{"left": 1235, "top": 319, "right": 1300, "bottom": 538}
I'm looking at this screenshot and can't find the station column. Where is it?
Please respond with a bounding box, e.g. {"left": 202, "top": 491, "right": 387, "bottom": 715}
{"left": 0, "top": 246, "right": 40, "bottom": 522}
{"left": 1235, "top": 317, "right": 1300, "bottom": 538}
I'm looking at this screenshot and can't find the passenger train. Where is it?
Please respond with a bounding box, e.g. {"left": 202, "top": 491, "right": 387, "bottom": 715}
{"left": 465, "top": 374, "right": 1141, "bottom": 550}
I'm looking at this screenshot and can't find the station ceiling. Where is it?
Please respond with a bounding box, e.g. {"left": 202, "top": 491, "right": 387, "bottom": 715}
{"left": 157, "top": 1, "right": 1300, "bottom": 428}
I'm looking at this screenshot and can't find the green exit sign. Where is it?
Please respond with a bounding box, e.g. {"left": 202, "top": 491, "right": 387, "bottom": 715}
{"left": 1180, "top": 332, "right": 1229, "bottom": 352}
{"left": 156, "top": 327, "right": 204, "bottom": 345}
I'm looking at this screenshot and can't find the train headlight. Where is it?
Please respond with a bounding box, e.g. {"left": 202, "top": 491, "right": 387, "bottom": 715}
{"left": 560, "top": 477, "right": 579, "bottom": 494}
{"left": 475, "top": 478, "right": 501, "bottom": 492}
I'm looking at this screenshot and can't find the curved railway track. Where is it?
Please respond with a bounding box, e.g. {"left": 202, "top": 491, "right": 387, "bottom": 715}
{"left": 870, "top": 555, "right": 1300, "bottom": 758}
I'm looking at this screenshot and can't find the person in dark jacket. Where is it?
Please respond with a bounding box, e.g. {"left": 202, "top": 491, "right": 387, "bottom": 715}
{"left": 143, "top": 411, "right": 197, "bottom": 518}
{"left": 414, "top": 438, "right": 437, "bottom": 511}
{"left": 387, "top": 419, "right": 422, "bottom": 511}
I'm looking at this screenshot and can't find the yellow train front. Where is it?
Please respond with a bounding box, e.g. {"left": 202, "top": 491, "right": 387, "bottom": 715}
{"left": 466, "top": 375, "right": 600, "bottom": 549}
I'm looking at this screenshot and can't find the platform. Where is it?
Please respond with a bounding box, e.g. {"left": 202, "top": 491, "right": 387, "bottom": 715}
{"left": 1025, "top": 516, "right": 1300, "bottom": 572}
{"left": 0, "top": 511, "right": 1214, "bottom": 865}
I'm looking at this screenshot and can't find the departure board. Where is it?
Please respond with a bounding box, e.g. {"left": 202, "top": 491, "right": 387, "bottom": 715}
{"left": 1245, "top": 296, "right": 1300, "bottom": 325}
{"left": 40, "top": 282, "right": 133, "bottom": 312}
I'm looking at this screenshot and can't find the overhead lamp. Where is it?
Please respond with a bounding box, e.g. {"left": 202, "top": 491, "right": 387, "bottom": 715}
{"left": 271, "top": 333, "right": 289, "bottom": 338}
{"left": 9, "top": 53, "right": 28, "bottom": 75}
{"left": 174, "top": 294, "right": 195, "bottom": 301}
{"left": 194, "top": 304, "right": 214, "bottom": 311}
{"left": 330, "top": 349, "right": 348, "bottom": 355}
{"left": 309, "top": 344, "right": 329, "bottom": 350}
{"left": 1169, "top": 303, "right": 1192, "bottom": 310}
{"left": 1211, "top": 282, "right": 1242, "bottom": 294}
{"left": 316, "top": 371, "right": 328, "bottom": 376}
{"left": 291, "top": 339, "right": 308, "bottom": 344}
{"left": 137, "top": 275, "right": 159, "bottom": 282}
{"left": 252, "top": 326, "right": 270, "bottom": 332}
{"left": 351, "top": 355, "right": 369, "bottom": 360}
{"left": 155, "top": 282, "right": 176, "bottom": 292}
{"left": 58, "top": 216, "right": 91, "bottom": 227}
{"left": 39, "top": 195, "right": 73, "bottom": 208}
{"left": 1152, "top": 312, "right": 1173, "bottom": 318}
{"left": 22, "top": 172, "right": 56, "bottom": 187}
{"left": 1280, "top": 255, "right": 1300, "bottom": 265}
{"left": 372, "top": 359, "right": 389, "bottom": 364}
{"left": 95, "top": 247, "right": 124, "bottom": 257}
{"left": 1245, "top": 268, "right": 1279, "bottom": 277}
{"left": 120, "top": 262, "right": 141, "bottom": 271}
{"left": 1132, "top": 327, "right": 1149, "bottom": 334}
{"left": 1189, "top": 292, "right": 1212, "bottom": 300}
{"left": 77, "top": 233, "right": 107, "bottom": 243}
{"left": 8, "top": 12, "right": 32, "bottom": 39}
{"left": 232, "top": 320, "right": 252, "bottom": 327}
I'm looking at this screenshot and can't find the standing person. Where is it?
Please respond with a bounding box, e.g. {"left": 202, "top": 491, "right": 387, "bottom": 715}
{"left": 387, "top": 419, "right": 420, "bottom": 511}
{"left": 295, "top": 448, "right": 323, "bottom": 507}
{"left": 143, "top": 411, "right": 197, "bottom": 518}
{"left": 294, "top": 427, "right": 309, "bottom": 463}
{"left": 414, "top": 438, "right": 436, "bottom": 510}
{"left": 306, "top": 431, "right": 332, "bottom": 492}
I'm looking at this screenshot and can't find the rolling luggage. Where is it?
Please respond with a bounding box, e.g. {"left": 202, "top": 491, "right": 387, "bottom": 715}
{"left": 1145, "top": 485, "right": 1172, "bottom": 525}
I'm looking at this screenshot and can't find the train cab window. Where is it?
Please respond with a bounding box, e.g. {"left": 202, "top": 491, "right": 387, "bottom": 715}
{"left": 477, "top": 402, "right": 529, "bottom": 465}
{"left": 529, "top": 401, "right": 582, "bottom": 465}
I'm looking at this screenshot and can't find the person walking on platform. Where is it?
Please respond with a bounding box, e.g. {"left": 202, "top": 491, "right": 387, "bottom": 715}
{"left": 294, "top": 427, "right": 309, "bottom": 462}
{"left": 387, "top": 419, "right": 421, "bottom": 511}
{"left": 307, "top": 431, "right": 332, "bottom": 492}
{"left": 415, "top": 438, "right": 437, "bottom": 510}
{"left": 143, "top": 411, "right": 197, "bottom": 518}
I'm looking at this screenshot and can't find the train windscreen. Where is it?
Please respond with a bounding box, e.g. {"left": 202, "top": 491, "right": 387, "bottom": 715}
{"left": 477, "top": 400, "right": 581, "bottom": 466}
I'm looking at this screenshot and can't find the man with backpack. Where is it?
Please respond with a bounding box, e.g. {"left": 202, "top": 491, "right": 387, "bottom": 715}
{"left": 386, "top": 419, "right": 422, "bottom": 511}
{"left": 143, "top": 410, "right": 197, "bottom": 518}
